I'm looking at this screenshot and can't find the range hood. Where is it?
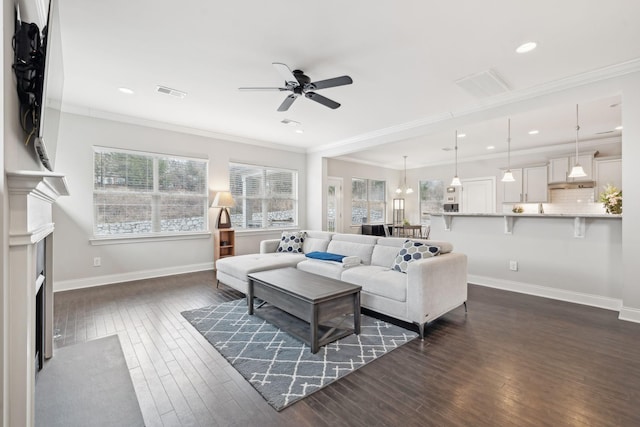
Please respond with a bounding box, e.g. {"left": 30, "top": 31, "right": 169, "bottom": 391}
{"left": 548, "top": 181, "right": 595, "bottom": 190}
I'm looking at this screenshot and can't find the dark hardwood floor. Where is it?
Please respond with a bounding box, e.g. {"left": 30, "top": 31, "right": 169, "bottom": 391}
{"left": 51, "top": 271, "right": 640, "bottom": 426}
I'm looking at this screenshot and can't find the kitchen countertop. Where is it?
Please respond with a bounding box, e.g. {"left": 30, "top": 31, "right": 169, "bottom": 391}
{"left": 430, "top": 212, "right": 621, "bottom": 236}
{"left": 431, "top": 212, "right": 622, "bottom": 218}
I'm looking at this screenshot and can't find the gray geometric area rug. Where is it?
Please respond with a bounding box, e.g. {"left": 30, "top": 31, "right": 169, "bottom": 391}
{"left": 35, "top": 335, "right": 145, "bottom": 427}
{"left": 182, "top": 299, "right": 417, "bottom": 411}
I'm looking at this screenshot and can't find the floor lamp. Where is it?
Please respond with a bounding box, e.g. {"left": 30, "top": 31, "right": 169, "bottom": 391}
{"left": 211, "top": 191, "right": 235, "bottom": 229}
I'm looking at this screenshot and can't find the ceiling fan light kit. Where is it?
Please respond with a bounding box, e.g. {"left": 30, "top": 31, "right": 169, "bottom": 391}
{"left": 239, "top": 62, "right": 353, "bottom": 112}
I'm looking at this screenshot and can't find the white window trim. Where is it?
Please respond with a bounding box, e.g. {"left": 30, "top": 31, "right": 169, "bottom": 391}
{"left": 89, "top": 231, "right": 211, "bottom": 245}
{"left": 93, "top": 146, "right": 209, "bottom": 237}
{"left": 351, "top": 177, "right": 387, "bottom": 225}
{"left": 229, "top": 162, "right": 299, "bottom": 231}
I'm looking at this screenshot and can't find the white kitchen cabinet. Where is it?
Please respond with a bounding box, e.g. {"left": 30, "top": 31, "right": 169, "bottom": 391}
{"left": 595, "top": 157, "right": 622, "bottom": 192}
{"left": 548, "top": 153, "right": 595, "bottom": 183}
{"left": 503, "top": 165, "right": 548, "bottom": 203}
{"left": 549, "top": 157, "right": 569, "bottom": 183}
{"left": 503, "top": 169, "right": 523, "bottom": 203}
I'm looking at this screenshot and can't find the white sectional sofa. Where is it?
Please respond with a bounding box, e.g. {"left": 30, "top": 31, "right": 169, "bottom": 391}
{"left": 215, "top": 231, "right": 467, "bottom": 338}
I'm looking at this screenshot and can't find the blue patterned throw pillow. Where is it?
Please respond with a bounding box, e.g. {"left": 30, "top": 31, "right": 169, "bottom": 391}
{"left": 392, "top": 240, "right": 440, "bottom": 273}
{"left": 276, "top": 231, "right": 306, "bottom": 253}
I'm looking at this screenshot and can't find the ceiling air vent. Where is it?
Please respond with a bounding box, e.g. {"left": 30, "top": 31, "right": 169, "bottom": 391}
{"left": 455, "top": 69, "right": 511, "bottom": 98}
{"left": 156, "top": 85, "right": 187, "bottom": 98}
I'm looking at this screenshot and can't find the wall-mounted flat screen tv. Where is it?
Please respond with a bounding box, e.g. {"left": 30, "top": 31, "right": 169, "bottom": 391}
{"left": 13, "top": 0, "right": 64, "bottom": 171}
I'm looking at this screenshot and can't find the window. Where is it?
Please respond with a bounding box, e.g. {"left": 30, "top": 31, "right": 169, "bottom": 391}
{"left": 419, "top": 180, "right": 444, "bottom": 223}
{"left": 351, "top": 178, "right": 386, "bottom": 224}
{"left": 93, "top": 147, "right": 208, "bottom": 236}
{"left": 229, "top": 163, "right": 298, "bottom": 230}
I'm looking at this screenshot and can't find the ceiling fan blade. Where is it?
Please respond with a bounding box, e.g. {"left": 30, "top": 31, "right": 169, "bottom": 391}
{"left": 306, "top": 75, "right": 353, "bottom": 91}
{"left": 238, "top": 87, "right": 289, "bottom": 91}
{"left": 305, "top": 92, "right": 340, "bottom": 109}
{"left": 277, "top": 94, "right": 298, "bottom": 112}
{"left": 272, "top": 63, "right": 299, "bottom": 86}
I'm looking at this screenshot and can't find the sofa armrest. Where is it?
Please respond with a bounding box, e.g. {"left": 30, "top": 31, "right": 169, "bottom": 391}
{"left": 406, "top": 252, "right": 468, "bottom": 325}
{"left": 260, "top": 239, "right": 281, "bottom": 254}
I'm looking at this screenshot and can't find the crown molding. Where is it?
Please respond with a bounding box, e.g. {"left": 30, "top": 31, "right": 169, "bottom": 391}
{"left": 61, "top": 104, "right": 307, "bottom": 154}
{"left": 311, "top": 58, "right": 640, "bottom": 157}
{"left": 334, "top": 135, "right": 621, "bottom": 170}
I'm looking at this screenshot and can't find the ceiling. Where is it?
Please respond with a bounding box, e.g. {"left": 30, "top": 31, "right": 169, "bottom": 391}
{"left": 55, "top": 0, "right": 640, "bottom": 169}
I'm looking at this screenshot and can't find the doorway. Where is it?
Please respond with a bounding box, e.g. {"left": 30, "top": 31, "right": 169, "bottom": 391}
{"left": 327, "top": 177, "right": 343, "bottom": 232}
{"left": 460, "top": 177, "right": 496, "bottom": 213}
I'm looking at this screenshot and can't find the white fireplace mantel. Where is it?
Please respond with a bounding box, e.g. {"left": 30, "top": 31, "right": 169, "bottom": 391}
{"left": 6, "top": 170, "right": 68, "bottom": 427}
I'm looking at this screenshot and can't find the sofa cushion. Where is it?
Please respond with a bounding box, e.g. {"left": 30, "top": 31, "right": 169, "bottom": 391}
{"left": 326, "top": 234, "right": 377, "bottom": 265}
{"left": 276, "top": 231, "right": 306, "bottom": 253}
{"left": 371, "top": 238, "right": 405, "bottom": 267}
{"left": 300, "top": 230, "right": 332, "bottom": 253}
{"left": 216, "top": 253, "right": 306, "bottom": 280}
{"left": 296, "top": 259, "right": 344, "bottom": 280}
{"left": 341, "top": 266, "right": 407, "bottom": 302}
{"left": 392, "top": 240, "right": 440, "bottom": 273}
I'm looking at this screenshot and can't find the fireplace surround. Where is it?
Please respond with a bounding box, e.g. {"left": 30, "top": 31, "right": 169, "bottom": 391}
{"left": 6, "top": 170, "right": 68, "bottom": 427}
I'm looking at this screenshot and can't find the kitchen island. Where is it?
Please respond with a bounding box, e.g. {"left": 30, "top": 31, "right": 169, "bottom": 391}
{"left": 428, "top": 212, "right": 623, "bottom": 315}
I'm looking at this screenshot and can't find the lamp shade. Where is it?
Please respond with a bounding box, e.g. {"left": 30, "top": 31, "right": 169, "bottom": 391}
{"left": 450, "top": 176, "right": 462, "bottom": 187}
{"left": 211, "top": 191, "right": 235, "bottom": 229}
{"left": 501, "top": 170, "right": 515, "bottom": 182}
{"left": 211, "top": 191, "right": 235, "bottom": 208}
{"left": 568, "top": 164, "right": 587, "bottom": 178}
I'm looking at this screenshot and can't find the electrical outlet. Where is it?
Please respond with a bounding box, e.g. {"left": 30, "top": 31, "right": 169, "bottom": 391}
{"left": 509, "top": 260, "right": 518, "bottom": 271}
{"left": 93, "top": 257, "right": 101, "bottom": 267}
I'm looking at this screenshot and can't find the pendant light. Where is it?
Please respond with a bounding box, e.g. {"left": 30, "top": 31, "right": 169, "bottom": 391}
{"left": 396, "top": 155, "right": 414, "bottom": 194}
{"left": 450, "top": 130, "right": 462, "bottom": 186}
{"left": 568, "top": 104, "right": 587, "bottom": 178}
{"left": 501, "top": 118, "right": 515, "bottom": 182}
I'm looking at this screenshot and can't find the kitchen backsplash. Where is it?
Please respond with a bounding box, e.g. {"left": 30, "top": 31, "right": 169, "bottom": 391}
{"left": 503, "top": 188, "right": 606, "bottom": 214}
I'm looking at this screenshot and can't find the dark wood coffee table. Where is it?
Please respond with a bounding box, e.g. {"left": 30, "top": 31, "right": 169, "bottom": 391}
{"left": 247, "top": 267, "right": 361, "bottom": 353}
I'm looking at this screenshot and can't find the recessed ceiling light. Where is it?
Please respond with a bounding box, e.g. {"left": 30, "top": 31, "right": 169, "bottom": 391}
{"left": 457, "top": 133, "right": 466, "bottom": 138}
{"left": 118, "top": 87, "right": 134, "bottom": 95}
{"left": 516, "top": 42, "right": 537, "bottom": 54}
{"left": 528, "top": 129, "right": 539, "bottom": 135}
{"left": 295, "top": 129, "right": 304, "bottom": 134}
{"left": 486, "top": 145, "right": 495, "bottom": 150}
{"left": 615, "top": 125, "right": 623, "bottom": 130}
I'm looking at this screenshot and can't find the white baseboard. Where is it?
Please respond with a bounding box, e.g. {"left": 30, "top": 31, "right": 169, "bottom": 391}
{"left": 54, "top": 262, "right": 214, "bottom": 292}
{"left": 468, "top": 274, "right": 623, "bottom": 312}
{"left": 619, "top": 306, "right": 640, "bottom": 323}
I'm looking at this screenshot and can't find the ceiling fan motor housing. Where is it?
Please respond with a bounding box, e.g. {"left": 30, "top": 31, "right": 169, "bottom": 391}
{"left": 292, "top": 70, "right": 311, "bottom": 85}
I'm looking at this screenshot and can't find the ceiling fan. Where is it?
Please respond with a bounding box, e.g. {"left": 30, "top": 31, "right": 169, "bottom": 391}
{"left": 239, "top": 62, "right": 353, "bottom": 112}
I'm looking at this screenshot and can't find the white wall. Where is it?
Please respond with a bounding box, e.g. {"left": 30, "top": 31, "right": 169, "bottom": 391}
{"left": 621, "top": 75, "right": 640, "bottom": 321}
{"left": 305, "top": 153, "right": 325, "bottom": 231}
{"left": 430, "top": 215, "right": 623, "bottom": 308}
{"left": 327, "top": 158, "right": 400, "bottom": 233}
{"left": 53, "top": 113, "right": 307, "bottom": 290}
